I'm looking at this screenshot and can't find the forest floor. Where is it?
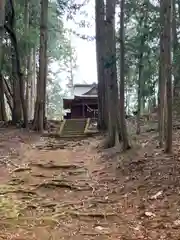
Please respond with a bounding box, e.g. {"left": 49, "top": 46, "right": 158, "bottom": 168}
{"left": 1, "top": 125, "right": 180, "bottom": 239}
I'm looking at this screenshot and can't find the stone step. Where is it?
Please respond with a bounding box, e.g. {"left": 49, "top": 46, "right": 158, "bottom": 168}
{"left": 61, "top": 131, "right": 84, "bottom": 134}
{"left": 61, "top": 133, "right": 85, "bottom": 137}
{"left": 60, "top": 119, "right": 88, "bottom": 137}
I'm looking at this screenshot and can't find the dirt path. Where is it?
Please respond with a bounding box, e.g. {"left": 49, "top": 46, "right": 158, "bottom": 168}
{"left": 1, "top": 129, "right": 180, "bottom": 239}
{"left": 0, "top": 133, "right": 124, "bottom": 240}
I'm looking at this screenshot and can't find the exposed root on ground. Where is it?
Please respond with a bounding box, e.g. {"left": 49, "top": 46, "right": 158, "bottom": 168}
{"left": 9, "top": 177, "right": 27, "bottom": 185}
{"left": 41, "top": 132, "right": 62, "bottom": 138}
{"left": 36, "top": 143, "right": 65, "bottom": 150}
{"left": 3, "top": 127, "right": 180, "bottom": 239}
{"left": 31, "top": 173, "right": 51, "bottom": 178}
{"left": 0, "top": 157, "right": 18, "bottom": 167}
{"left": 65, "top": 210, "right": 117, "bottom": 218}
{"left": 31, "top": 162, "right": 82, "bottom": 170}
{"left": 13, "top": 167, "right": 31, "bottom": 173}
{"left": 2, "top": 189, "right": 37, "bottom": 196}
{"left": 80, "top": 232, "right": 111, "bottom": 236}
{"left": 19, "top": 210, "right": 117, "bottom": 224}
{"left": 34, "top": 180, "right": 92, "bottom": 191}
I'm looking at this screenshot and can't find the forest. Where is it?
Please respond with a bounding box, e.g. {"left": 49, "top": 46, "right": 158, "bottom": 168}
{"left": 0, "top": 0, "right": 179, "bottom": 239}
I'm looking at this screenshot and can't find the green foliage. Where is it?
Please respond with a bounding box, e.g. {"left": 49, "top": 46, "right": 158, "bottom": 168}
{"left": 117, "top": 0, "right": 160, "bottom": 103}
{"left": 2, "top": 0, "right": 78, "bottom": 120}
{"left": 47, "top": 75, "right": 65, "bottom": 120}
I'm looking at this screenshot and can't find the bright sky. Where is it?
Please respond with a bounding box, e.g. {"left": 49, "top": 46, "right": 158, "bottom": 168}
{"left": 64, "top": 0, "right": 97, "bottom": 85}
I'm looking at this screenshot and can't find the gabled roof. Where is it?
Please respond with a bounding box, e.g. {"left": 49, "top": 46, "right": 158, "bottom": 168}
{"left": 74, "top": 83, "right": 97, "bottom": 97}
{"left": 64, "top": 83, "right": 97, "bottom": 100}
{"left": 83, "top": 85, "right": 97, "bottom": 95}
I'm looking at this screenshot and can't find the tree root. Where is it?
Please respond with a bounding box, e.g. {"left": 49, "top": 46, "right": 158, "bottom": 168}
{"left": 145, "top": 128, "right": 156, "bottom": 132}
{"left": 31, "top": 173, "right": 50, "bottom": 178}
{"left": 80, "top": 232, "right": 111, "bottom": 236}
{"left": 1, "top": 189, "right": 37, "bottom": 196}
{"left": 31, "top": 162, "right": 81, "bottom": 170}
{"left": 19, "top": 214, "right": 65, "bottom": 224}
{"left": 0, "top": 157, "right": 18, "bottom": 167}
{"left": 36, "top": 143, "right": 65, "bottom": 150}
{"left": 13, "top": 167, "right": 31, "bottom": 173}
{"left": 67, "top": 210, "right": 117, "bottom": 218}
{"left": 9, "top": 178, "right": 26, "bottom": 185}
{"left": 41, "top": 202, "right": 57, "bottom": 208}
{"left": 16, "top": 210, "right": 116, "bottom": 227}
{"left": 34, "top": 180, "right": 92, "bottom": 191}
{"left": 42, "top": 132, "right": 62, "bottom": 138}
{"left": 68, "top": 169, "right": 87, "bottom": 175}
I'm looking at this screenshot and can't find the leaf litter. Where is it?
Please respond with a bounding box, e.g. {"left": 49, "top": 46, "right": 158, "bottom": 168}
{"left": 1, "top": 126, "right": 180, "bottom": 239}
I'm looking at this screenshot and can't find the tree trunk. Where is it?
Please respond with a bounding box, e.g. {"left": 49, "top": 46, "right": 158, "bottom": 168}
{"left": 12, "top": 47, "right": 22, "bottom": 123}
{"left": 164, "top": 0, "right": 172, "bottom": 153}
{"left": 6, "top": 0, "right": 27, "bottom": 125}
{"left": 0, "top": 0, "right": 7, "bottom": 121}
{"left": 95, "top": 0, "right": 107, "bottom": 131}
{"left": 27, "top": 49, "right": 34, "bottom": 119}
{"left": 29, "top": 47, "right": 37, "bottom": 120}
{"left": 172, "top": 0, "right": 179, "bottom": 97}
{"left": 105, "top": 0, "right": 121, "bottom": 148}
{"left": 3, "top": 78, "right": 13, "bottom": 112}
{"left": 0, "top": 74, "right": 7, "bottom": 121}
{"left": 158, "top": 0, "right": 166, "bottom": 148}
{"left": 136, "top": 6, "right": 149, "bottom": 134}
{"left": 24, "top": 0, "right": 29, "bottom": 125}
{"left": 136, "top": 50, "right": 143, "bottom": 135}
{"left": 119, "top": 0, "right": 130, "bottom": 150}
{"left": 0, "top": 0, "right": 5, "bottom": 68}
{"left": 33, "top": 0, "right": 48, "bottom": 132}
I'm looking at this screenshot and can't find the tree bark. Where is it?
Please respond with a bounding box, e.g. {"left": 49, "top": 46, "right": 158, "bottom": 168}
{"left": 3, "top": 77, "right": 13, "bottom": 112}
{"left": 105, "top": 0, "right": 121, "bottom": 148}
{"left": 33, "top": 0, "right": 48, "bottom": 132}
{"left": 136, "top": 49, "right": 143, "bottom": 135}
{"left": 0, "top": 0, "right": 7, "bottom": 121}
{"left": 24, "top": 0, "right": 29, "bottom": 126}
{"left": 158, "top": 0, "right": 166, "bottom": 148}
{"left": 136, "top": 4, "right": 149, "bottom": 135}
{"left": 119, "top": 0, "right": 130, "bottom": 150}
{"left": 12, "top": 46, "right": 22, "bottom": 123}
{"left": 27, "top": 49, "right": 34, "bottom": 119}
{"left": 0, "top": 0, "right": 5, "bottom": 67}
{"left": 95, "top": 0, "right": 107, "bottom": 131}
{"left": 172, "top": 0, "right": 179, "bottom": 98}
{"left": 0, "top": 74, "right": 7, "bottom": 121}
{"left": 5, "top": 0, "right": 27, "bottom": 125}
{"left": 164, "top": 0, "right": 172, "bottom": 153}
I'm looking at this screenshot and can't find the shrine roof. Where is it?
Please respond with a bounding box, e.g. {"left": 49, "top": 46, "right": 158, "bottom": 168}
{"left": 64, "top": 83, "right": 98, "bottom": 100}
